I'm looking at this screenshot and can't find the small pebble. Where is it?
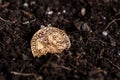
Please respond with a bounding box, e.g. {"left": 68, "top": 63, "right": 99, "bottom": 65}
{"left": 63, "top": 10, "right": 66, "bottom": 13}
{"left": 47, "top": 24, "right": 52, "bottom": 27}
{"left": 40, "top": 25, "right": 45, "bottom": 28}
{"left": 57, "top": 12, "right": 61, "bottom": 15}
{"left": 81, "top": 8, "right": 86, "bottom": 16}
{"left": 102, "top": 31, "right": 108, "bottom": 36}
{"left": 47, "top": 11, "right": 53, "bottom": 15}
{"left": 23, "top": 2, "right": 28, "bottom": 7}
{"left": 118, "top": 53, "right": 120, "bottom": 56}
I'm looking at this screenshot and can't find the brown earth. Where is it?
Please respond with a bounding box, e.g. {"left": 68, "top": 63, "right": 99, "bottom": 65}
{"left": 0, "top": 0, "right": 120, "bottom": 80}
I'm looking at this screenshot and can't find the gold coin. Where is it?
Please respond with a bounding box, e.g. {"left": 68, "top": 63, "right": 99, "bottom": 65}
{"left": 31, "top": 27, "right": 71, "bottom": 57}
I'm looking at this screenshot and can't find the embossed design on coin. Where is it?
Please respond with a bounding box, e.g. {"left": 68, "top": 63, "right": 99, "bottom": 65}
{"left": 31, "top": 27, "right": 71, "bottom": 57}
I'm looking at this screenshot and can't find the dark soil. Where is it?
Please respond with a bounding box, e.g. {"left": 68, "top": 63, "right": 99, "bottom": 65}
{"left": 0, "top": 0, "right": 120, "bottom": 80}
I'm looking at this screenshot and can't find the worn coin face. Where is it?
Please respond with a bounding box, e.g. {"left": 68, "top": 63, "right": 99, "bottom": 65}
{"left": 31, "top": 27, "right": 71, "bottom": 57}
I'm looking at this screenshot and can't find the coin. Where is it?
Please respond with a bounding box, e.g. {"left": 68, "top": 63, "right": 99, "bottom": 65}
{"left": 31, "top": 27, "right": 71, "bottom": 57}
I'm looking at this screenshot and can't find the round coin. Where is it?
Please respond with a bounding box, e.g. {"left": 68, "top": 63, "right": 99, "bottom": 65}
{"left": 31, "top": 27, "right": 71, "bottom": 57}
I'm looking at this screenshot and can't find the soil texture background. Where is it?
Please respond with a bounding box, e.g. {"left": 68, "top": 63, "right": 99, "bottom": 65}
{"left": 0, "top": 0, "right": 120, "bottom": 80}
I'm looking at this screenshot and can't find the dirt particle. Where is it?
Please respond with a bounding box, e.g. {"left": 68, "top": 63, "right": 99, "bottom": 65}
{"left": 82, "top": 23, "right": 91, "bottom": 32}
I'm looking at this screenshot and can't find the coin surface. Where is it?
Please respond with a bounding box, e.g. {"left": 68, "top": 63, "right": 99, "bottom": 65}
{"left": 31, "top": 27, "right": 71, "bottom": 57}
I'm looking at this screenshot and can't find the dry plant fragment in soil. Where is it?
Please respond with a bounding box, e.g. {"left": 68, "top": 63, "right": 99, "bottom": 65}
{"left": 31, "top": 27, "right": 71, "bottom": 57}
{"left": 11, "top": 71, "right": 42, "bottom": 80}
